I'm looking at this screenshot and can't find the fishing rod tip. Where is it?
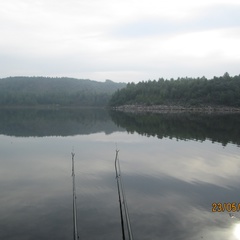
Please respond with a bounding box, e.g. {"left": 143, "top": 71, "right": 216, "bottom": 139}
{"left": 71, "top": 146, "right": 75, "bottom": 153}
{"left": 115, "top": 143, "right": 119, "bottom": 151}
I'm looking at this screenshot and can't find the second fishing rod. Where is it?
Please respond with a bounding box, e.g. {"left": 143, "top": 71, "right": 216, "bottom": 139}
{"left": 115, "top": 150, "right": 134, "bottom": 240}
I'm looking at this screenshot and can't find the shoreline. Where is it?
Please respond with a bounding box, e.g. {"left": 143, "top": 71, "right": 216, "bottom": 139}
{"left": 112, "top": 105, "right": 240, "bottom": 113}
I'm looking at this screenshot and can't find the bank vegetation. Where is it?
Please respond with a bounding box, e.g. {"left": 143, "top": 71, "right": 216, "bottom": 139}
{"left": 109, "top": 73, "right": 240, "bottom": 111}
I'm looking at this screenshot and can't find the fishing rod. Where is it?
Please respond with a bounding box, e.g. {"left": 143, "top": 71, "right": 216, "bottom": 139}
{"left": 115, "top": 150, "right": 134, "bottom": 240}
{"left": 72, "top": 151, "right": 79, "bottom": 240}
{"left": 115, "top": 150, "right": 126, "bottom": 240}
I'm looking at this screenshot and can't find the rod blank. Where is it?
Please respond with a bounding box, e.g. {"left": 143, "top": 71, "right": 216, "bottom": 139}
{"left": 72, "top": 152, "right": 79, "bottom": 240}
{"left": 115, "top": 150, "right": 134, "bottom": 240}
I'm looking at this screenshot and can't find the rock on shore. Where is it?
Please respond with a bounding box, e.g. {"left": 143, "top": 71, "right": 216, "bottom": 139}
{"left": 113, "top": 105, "right": 240, "bottom": 113}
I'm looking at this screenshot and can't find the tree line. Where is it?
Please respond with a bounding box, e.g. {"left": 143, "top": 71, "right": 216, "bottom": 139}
{"left": 109, "top": 73, "right": 240, "bottom": 107}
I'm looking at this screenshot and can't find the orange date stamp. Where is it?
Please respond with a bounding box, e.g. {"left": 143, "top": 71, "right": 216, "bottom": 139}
{"left": 212, "top": 202, "right": 240, "bottom": 212}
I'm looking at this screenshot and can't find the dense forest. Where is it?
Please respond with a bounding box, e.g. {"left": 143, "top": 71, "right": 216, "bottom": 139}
{"left": 0, "top": 76, "right": 126, "bottom": 107}
{"left": 109, "top": 73, "right": 240, "bottom": 107}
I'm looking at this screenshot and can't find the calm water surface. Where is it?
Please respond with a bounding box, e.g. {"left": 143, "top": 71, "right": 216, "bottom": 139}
{"left": 1, "top": 109, "right": 240, "bottom": 240}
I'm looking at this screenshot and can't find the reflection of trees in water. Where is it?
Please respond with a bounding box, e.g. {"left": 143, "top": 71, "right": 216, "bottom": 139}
{"left": 110, "top": 111, "right": 240, "bottom": 146}
{"left": 2, "top": 108, "right": 240, "bottom": 145}
{"left": 0, "top": 108, "right": 123, "bottom": 137}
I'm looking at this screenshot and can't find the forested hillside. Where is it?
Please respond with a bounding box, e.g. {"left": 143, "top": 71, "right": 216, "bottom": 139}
{"left": 109, "top": 73, "right": 240, "bottom": 107}
{"left": 0, "top": 77, "right": 126, "bottom": 107}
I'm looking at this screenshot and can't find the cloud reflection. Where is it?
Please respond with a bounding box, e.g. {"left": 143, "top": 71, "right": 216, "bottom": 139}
{"left": 1, "top": 119, "right": 240, "bottom": 239}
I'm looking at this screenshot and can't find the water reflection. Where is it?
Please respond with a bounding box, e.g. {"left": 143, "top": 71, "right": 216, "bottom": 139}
{"left": 110, "top": 111, "right": 240, "bottom": 146}
{"left": 234, "top": 223, "right": 240, "bottom": 239}
{"left": 0, "top": 108, "right": 124, "bottom": 137}
{"left": 1, "top": 110, "right": 240, "bottom": 239}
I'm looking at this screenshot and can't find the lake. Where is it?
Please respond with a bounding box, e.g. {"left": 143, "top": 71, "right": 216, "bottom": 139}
{"left": 1, "top": 108, "right": 240, "bottom": 240}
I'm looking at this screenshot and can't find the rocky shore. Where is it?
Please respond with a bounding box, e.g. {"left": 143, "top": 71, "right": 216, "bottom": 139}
{"left": 112, "top": 105, "right": 240, "bottom": 113}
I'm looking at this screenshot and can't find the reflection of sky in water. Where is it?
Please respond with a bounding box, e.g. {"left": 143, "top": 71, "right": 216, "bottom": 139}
{"left": 0, "top": 132, "right": 240, "bottom": 240}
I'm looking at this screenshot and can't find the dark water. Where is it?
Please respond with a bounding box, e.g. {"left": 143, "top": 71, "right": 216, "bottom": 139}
{"left": 1, "top": 108, "right": 240, "bottom": 240}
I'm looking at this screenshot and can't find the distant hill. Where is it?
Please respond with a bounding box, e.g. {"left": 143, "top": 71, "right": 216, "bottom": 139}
{"left": 0, "top": 77, "right": 126, "bottom": 107}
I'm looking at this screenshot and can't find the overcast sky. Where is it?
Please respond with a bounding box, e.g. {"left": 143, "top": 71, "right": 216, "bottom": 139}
{"left": 1, "top": 0, "right": 240, "bottom": 83}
